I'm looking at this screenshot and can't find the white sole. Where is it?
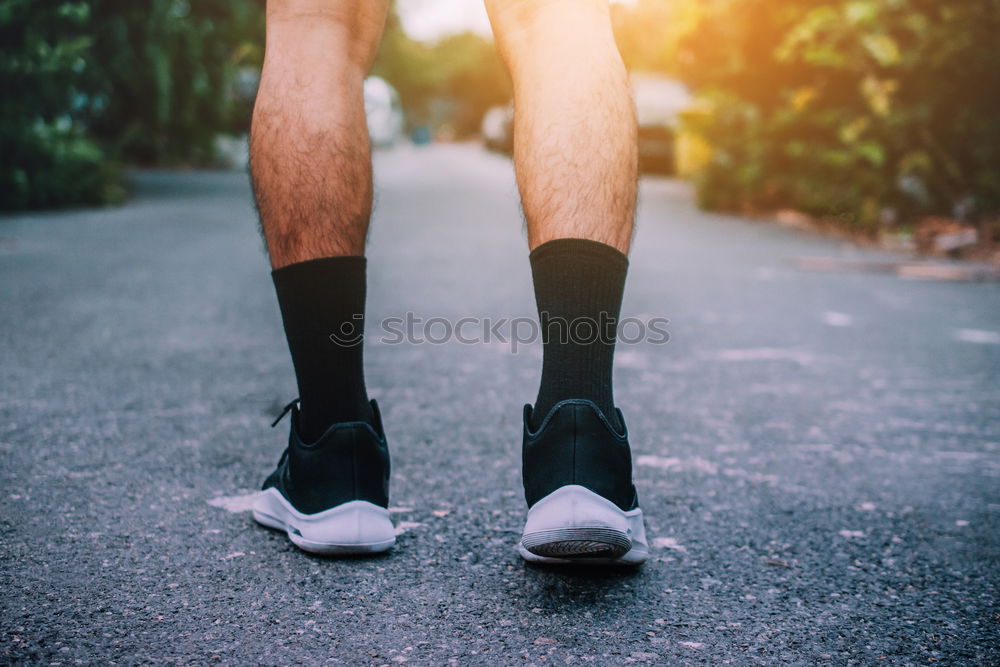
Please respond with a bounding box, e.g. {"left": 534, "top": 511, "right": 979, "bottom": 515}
{"left": 252, "top": 488, "right": 395, "bottom": 555}
{"left": 518, "top": 485, "right": 648, "bottom": 566}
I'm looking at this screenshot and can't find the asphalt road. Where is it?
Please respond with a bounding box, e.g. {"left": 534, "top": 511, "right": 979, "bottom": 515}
{"left": 2, "top": 144, "right": 999, "bottom": 664}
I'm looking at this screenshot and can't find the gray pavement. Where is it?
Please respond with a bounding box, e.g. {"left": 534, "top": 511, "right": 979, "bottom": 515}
{"left": 2, "top": 143, "right": 999, "bottom": 664}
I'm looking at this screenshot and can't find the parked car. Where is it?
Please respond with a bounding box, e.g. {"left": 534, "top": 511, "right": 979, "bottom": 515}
{"left": 365, "top": 76, "right": 404, "bottom": 148}
{"left": 631, "top": 72, "right": 692, "bottom": 174}
{"left": 481, "top": 103, "right": 514, "bottom": 154}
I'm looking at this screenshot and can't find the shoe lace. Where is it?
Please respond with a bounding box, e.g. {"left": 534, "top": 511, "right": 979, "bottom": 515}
{"left": 270, "top": 398, "right": 300, "bottom": 428}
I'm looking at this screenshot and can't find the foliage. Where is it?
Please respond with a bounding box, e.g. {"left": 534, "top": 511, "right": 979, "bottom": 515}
{"left": 615, "top": 0, "right": 1000, "bottom": 230}
{"left": 1, "top": 0, "right": 263, "bottom": 211}
{"left": 374, "top": 13, "right": 510, "bottom": 137}
{"left": 86, "top": 0, "right": 263, "bottom": 165}
{"left": 0, "top": 1, "right": 120, "bottom": 209}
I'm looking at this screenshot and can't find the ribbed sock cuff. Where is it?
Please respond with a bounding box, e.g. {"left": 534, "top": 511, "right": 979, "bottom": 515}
{"left": 529, "top": 238, "right": 629, "bottom": 429}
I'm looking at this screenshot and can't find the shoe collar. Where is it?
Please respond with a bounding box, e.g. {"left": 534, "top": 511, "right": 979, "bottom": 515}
{"left": 523, "top": 399, "right": 627, "bottom": 439}
{"left": 273, "top": 398, "right": 387, "bottom": 446}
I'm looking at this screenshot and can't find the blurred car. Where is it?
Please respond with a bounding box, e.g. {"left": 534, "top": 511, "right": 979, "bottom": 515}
{"left": 631, "top": 72, "right": 691, "bottom": 174}
{"left": 365, "top": 76, "right": 404, "bottom": 148}
{"left": 481, "top": 103, "right": 514, "bottom": 154}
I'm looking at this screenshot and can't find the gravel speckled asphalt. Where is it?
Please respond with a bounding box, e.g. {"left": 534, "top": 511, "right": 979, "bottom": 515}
{"left": 2, "top": 144, "right": 999, "bottom": 664}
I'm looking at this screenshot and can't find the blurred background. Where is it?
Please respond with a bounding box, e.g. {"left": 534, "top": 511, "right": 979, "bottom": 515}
{"left": 2, "top": 0, "right": 998, "bottom": 259}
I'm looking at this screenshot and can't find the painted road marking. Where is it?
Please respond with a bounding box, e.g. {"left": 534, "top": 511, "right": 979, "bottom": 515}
{"left": 953, "top": 329, "right": 1000, "bottom": 344}
{"left": 822, "top": 311, "right": 853, "bottom": 327}
{"left": 207, "top": 491, "right": 259, "bottom": 513}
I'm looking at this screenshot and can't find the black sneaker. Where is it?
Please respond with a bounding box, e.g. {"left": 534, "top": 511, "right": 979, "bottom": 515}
{"left": 519, "top": 399, "right": 648, "bottom": 565}
{"left": 252, "top": 399, "right": 395, "bottom": 555}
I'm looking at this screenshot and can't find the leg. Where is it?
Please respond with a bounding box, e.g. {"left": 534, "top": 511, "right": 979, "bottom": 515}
{"left": 488, "top": 0, "right": 648, "bottom": 565}
{"left": 251, "top": 0, "right": 387, "bottom": 267}
{"left": 485, "top": 0, "right": 637, "bottom": 253}
{"left": 486, "top": 0, "right": 637, "bottom": 426}
{"left": 250, "top": 0, "right": 396, "bottom": 556}
{"left": 251, "top": 0, "right": 387, "bottom": 439}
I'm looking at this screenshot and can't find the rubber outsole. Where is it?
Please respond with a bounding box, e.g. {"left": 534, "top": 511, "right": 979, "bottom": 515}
{"left": 252, "top": 488, "right": 395, "bottom": 556}
{"left": 521, "top": 527, "right": 632, "bottom": 559}
{"left": 518, "top": 485, "right": 649, "bottom": 566}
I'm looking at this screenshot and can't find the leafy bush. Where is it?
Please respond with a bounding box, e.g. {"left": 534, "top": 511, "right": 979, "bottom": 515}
{"left": 86, "top": 0, "right": 263, "bottom": 165}
{"left": 0, "top": 1, "right": 120, "bottom": 209}
{"left": 1, "top": 0, "right": 263, "bottom": 211}
{"left": 616, "top": 0, "right": 1000, "bottom": 232}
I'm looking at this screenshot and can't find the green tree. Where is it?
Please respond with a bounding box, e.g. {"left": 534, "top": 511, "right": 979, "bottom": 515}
{"left": 1, "top": 0, "right": 265, "bottom": 210}
{"left": 614, "top": 0, "right": 1000, "bottom": 232}
{"left": 0, "top": 0, "right": 119, "bottom": 209}
{"left": 86, "top": 0, "right": 264, "bottom": 164}
{"left": 373, "top": 8, "right": 510, "bottom": 137}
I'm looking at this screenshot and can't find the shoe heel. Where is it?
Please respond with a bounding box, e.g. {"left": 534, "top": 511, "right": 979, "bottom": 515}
{"left": 520, "top": 484, "right": 637, "bottom": 560}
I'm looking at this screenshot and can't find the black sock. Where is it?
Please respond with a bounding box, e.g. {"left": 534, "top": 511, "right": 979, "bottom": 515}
{"left": 272, "top": 257, "right": 373, "bottom": 442}
{"left": 529, "top": 238, "right": 628, "bottom": 430}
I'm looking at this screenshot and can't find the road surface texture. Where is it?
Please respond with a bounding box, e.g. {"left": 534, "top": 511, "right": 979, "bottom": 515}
{"left": 2, "top": 144, "right": 999, "bottom": 664}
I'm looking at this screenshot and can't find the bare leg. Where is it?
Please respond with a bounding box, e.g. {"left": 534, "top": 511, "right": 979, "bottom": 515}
{"left": 485, "top": 0, "right": 637, "bottom": 253}
{"left": 250, "top": 0, "right": 388, "bottom": 439}
{"left": 251, "top": 0, "right": 388, "bottom": 268}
